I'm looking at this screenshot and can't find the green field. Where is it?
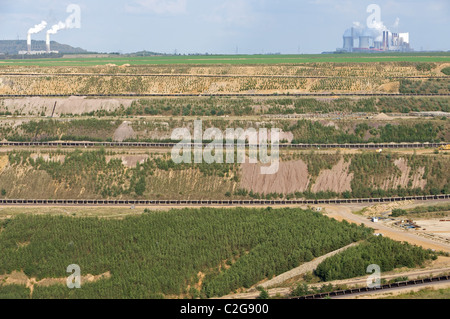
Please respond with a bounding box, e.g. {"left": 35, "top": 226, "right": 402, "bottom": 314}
{"left": 2, "top": 53, "right": 450, "bottom": 67}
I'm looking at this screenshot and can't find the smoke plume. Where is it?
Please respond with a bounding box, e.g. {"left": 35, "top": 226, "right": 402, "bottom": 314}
{"left": 393, "top": 18, "right": 400, "bottom": 29}
{"left": 28, "top": 21, "right": 47, "bottom": 35}
{"left": 47, "top": 21, "right": 66, "bottom": 35}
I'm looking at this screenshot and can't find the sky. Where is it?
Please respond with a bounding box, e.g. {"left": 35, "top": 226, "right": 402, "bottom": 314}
{"left": 0, "top": 0, "right": 449, "bottom": 54}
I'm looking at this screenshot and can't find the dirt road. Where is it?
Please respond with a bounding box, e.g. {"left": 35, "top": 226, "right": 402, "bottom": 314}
{"left": 249, "top": 242, "right": 360, "bottom": 291}
{"left": 324, "top": 204, "right": 450, "bottom": 253}
{"left": 218, "top": 265, "right": 450, "bottom": 299}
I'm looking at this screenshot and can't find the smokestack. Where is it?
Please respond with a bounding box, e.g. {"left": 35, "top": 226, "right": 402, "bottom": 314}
{"left": 27, "top": 21, "right": 47, "bottom": 54}
{"left": 46, "top": 33, "right": 50, "bottom": 53}
{"left": 383, "top": 31, "right": 389, "bottom": 51}
{"left": 27, "top": 33, "right": 32, "bottom": 53}
{"left": 46, "top": 21, "right": 66, "bottom": 53}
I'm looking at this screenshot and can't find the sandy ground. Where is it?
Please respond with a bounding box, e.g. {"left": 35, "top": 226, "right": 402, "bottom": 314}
{"left": 0, "top": 270, "right": 111, "bottom": 298}
{"left": 390, "top": 158, "right": 427, "bottom": 190}
{"left": 311, "top": 158, "right": 353, "bottom": 193}
{"left": 249, "top": 242, "right": 360, "bottom": 290}
{"left": 219, "top": 262, "right": 450, "bottom": 299}
{"left": 415, "top": 219, "right": 450, "bottom": 240}
{"left": 339, "top": 281, "right": 450, "bottom": 299}
{"left": 324, "top": 202, "right": 450, "bottom": 253}
{"left": 0, "top": 97, "right": 135, "bottom": 116}
{"left": 240, "top": 157, "right": 354, "bottom": 195}
{"left": 240, "top": 155, "right": 432, "bottom": 195}
{"left": 113, "top": 121, "right": 136, "bottom": 142}
{"left": 240, "top": 159, "right": 310, "bottom": 194}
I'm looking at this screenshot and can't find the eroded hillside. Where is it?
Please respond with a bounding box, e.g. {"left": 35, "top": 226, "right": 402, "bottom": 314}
{"left": 0, "top": 150, "right": 448, "bottom": 200}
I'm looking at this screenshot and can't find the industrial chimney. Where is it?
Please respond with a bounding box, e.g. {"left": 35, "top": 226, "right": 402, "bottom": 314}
{"left": 27, "top": 33, "right": 32, "bottom": 53}
{"left": 382, "top": 31, "right": 389, "bottom": 51}
{"left": 46, "top": 33, "right": 51, "bottom": 53}
{"left": 26, "top": 21, "right": 47, "bottom": 54}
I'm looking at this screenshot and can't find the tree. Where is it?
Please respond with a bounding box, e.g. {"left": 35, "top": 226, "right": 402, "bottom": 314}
{"left": 291, "top": 283, "right": 311, "bottom": 297}
{"left": 135, "top": 177, "right": 146, "bottom": 196}
{"left": 256, "top": 286, "right": 269, "bottom": 299}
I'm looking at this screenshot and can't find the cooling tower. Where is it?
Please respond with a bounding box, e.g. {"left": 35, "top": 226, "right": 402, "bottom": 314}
{"left": 343, "top": 36, "right": 354, "bottom": 52}
{"left": 359, "top": 29, "right": 373, "bottom": 49}
{"left": 359, "top": 36, "right": 370, "bottom": 49}
{"left": 342, "top": 28, "right": 355, "bottom": 52}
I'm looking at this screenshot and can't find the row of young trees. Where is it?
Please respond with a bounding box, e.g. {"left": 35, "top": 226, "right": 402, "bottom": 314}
{"left": 290, "top": 120, "right": 445, "bottom": 144}
{"left": 391, "top": 203, "right": 450, "bottom": 217}
{"left": 314, "top": 236, "right": 439, "bottom": 282}
{"left": 3, "top": 116, "right": 446, "bottom": 144}
{"left": 0, "top": 208, "right": 373, "bottom": 299}
{"left": 4, "top": 96, "right": 439, "bottom": 119}
{"left": 1, "top": 119, "right": 120, "bottom": 142}
{"left": 400, "top": 78, "right": 450, "bottom": 94}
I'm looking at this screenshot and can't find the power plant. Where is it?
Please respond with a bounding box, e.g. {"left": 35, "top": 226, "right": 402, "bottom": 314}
{"left": 20, "top": 6, "right": 80, "bottom": 55}
{"left": 338, "top": 5, "right": 412, "bottom": 53}
{"left": 19, "top": 20, "right": 59, "bottom": 55}
{"left": 340, "top": 25, "right": 411, "bottom": 53}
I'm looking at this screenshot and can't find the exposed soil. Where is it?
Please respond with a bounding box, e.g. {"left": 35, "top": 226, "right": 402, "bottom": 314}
{"left": 388, "top": 158, "right": 427, "bottom": 190}
{"left": 0, "top": 270, "right": 111, "bottom": 298}
{"left": 435, "top": 63, "right": 450, "bottom": 74}
{"left": 0, "top": 97, "right": 134, "bottom": 116}
{"left": 113, "top": 121, "right": 136, "bottom": 142}
{"left": 240, "top": 159, "right": 310, "bottom": 194}
{"left": 324, "top": 204, "right": 450, "bottom": 253}
{"left": 116, "top": 155, "right": 148, "bottom": 168}
{"left": 0, "top": 155, "right": 8, "bottom": 174}
{"left": 373, "top": 113, "right": 394, "bottom": 121}
{"left": 311, "top": 158, "right": 353, "bottom": 193}
{"left": 416, "top": 219, "right": 450, "bottom": 240}
{"left": 30, "top": 154, "right": 65, "bottom": 163}
{"left": 377, "top": 81, "right": 400, "bottom": 93}
{"left": 252, "top": 242, "right": 360, "bottom": 290}
{"left": 360, "top": 200, "right": 415, "bottom": 217}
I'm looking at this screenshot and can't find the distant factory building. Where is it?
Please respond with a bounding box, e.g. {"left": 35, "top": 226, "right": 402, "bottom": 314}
{"left": 339, "top": 26, "right": 411, "bottom": 53}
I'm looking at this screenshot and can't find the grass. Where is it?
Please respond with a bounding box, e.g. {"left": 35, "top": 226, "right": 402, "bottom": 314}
{"left": 1, "top": 53, "right": 450, "bottom": 67}
{"left": 391, "top": 203, "right": 450, "bottom": 217}
{"left": 0, "top": 206, "right": 155, "bottom": 220}
{"left": 383, "top": 287, "right": 450, "bottom": 299}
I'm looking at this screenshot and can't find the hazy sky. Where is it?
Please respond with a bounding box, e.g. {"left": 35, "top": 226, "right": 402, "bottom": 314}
{"left": 1, "top": 0, "right": 449, "bottom": 54}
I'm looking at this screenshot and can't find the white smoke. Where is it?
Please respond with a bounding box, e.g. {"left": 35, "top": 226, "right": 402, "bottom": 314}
{"left": 393, "top": 17, "right": 400, "bottom": 28}
{"left": 28, "top": 21, "right": 47, "bottom": 35}
{"left": 47, "top": 21, "right": 66, "bottom": 35}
